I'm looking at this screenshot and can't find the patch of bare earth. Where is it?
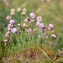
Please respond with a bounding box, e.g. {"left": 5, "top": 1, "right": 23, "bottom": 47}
{"left": 2, "top": 47, "right": 56, "bottom": 63}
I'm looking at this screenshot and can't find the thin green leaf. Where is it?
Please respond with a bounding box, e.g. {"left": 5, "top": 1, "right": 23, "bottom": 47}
{"left": 39, "top": 47, "right": 50, "bottom": 60}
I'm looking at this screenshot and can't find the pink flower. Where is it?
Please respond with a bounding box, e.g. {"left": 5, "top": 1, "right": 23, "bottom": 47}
{"left": 8, "top": 24, "right": 13, "bottom": 27}
{"left": 5, "top": 31, "right": 10, "bottom": 38}
{"left": 26, "top": 29, "right": 31, "bottom": 33}
{"left": 46, "top": 36, "right": 48, "bottom": 39}
{"left": 11, "top": 28, "right": 18, "bottom": 34}
{"left": 6, "top": 15, "right": 11, "bottom": 20}
{"left": 18, "top": 23, "right": 21, "bottom": 27}
{"left": 3, "top": 39, "right": 8, "bottom": 42}
{"left": 7, "top": 26, "right": 11, "bottom": 30}
{"left": 30, "top": 13, "right": 35, "bottom": 18}
{"left": 8, "top": 24, "right": 14, "bottom": 29}
{"left": 37, "top": 16, "right": 42, "bottom": 22}
{"left": 49, "top": 24, "right": 53, "bottom": 28}
{"left": 38, "top": 35, "right": 41, "bottom": 38}
{"left": 3, "top": 39, "right": 8, "bottom": 45}
{"left": 42, "top": 25, "right": 46, "bottom": 29}
{"left": 42, "top": 29, "right": 45, "bottom": 33}
{"left": 36, "top": 21, "right": 40, "bottom": 26}
{"left": 7, "top": 24, "right": 13, "bottom": 30}
{"left": 39, "top": 23, "right": 44, "bottom": 27}
{"left": 10, "top": 20, "right": 15, "bottom": 25}
{"left": 38, "top": 23, "right": 45, "bottom": 29}
{"left": 51, "top": 34, "right": 56, "bottom": 38}
{"left": 48, "top": 24, "right": 53, "bottom": 30}
{"left": 31, "top": 19, "right": 34, "bottom": 23}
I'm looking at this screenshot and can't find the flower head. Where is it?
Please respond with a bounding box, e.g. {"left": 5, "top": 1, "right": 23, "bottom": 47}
{"left": 21, "top": 12, "right": 26, "bottom": 16}
{"left": 11, "top": 28, "right": 18, "bottom": 34}
{"left": 18, "top": 23, "right": 21, "bottom": 27}
{"left": 5, "top": 31, "right": 10, "bottom": 38}
{"left": 38, "top": 35, "right": 41, "bottom": 38}
{"left": 42, "top": 29, "right": 45, "bottom": 33}
{"left": 8, "top": 24, "right": 13, "bottom": 27}
{"left": 24, "top": 18, "right": 28, "bottom": 23}
{"left": 36, "top": 21, "right": 40, "bottom": 26}
{"left": 17, "top": 8, "right": 21, "bottom": 12}
{"left": 6, "top": 15, "right": 11, "bottom": 20}
{"left": 46, "top": 36, "right": 48, "bottom": 39}
{"left": 7, "top": 24, "right": 13, "bottom": 30}
{"left": 23, "top": 23, "right": 27, "bottom": 27}
{"left": 42, "top": 25, "right": 46, "bottom": 29}
{"left": 31, "top": 19, "right": 34, "bottom": 23}
{"left": 3, "top": 39, "right": 8, "bottom": 45}
{"left": 27, "top": 18, "right": 31, "bottom": 22}
{"left": 48, "top": 24, "right": 53, "bottom": 30}
{"left": 39, "top": 23, "right": 44, "bottom": 28}
{"left": 37, "top": 16, "right": 42, "bottom": 22}
{"left": 22, "top": 8, "right": 27, "bottom": 12}
{"left": 51, "top": 34, "right": 56, "bottom": 38}
{"left": 30, "top": 13, "right": 35, "bottom": 18}
{"left": 3, "top": 39, "right": 8, "bottom": 42}
{"left": 10, "top": 20, "right": 15, "bottom": 25}
{"left": 26, "top": 29, "right": 31, "bottom": 33}
{"left": 11, "top": 9, "right": 15, "bottom": 12}
{"left": 10, "top": 12, "right": 15, "bottom": 16}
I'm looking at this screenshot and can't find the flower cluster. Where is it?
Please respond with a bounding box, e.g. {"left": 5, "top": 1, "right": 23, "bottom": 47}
{"left": 3, "top": 19, "right": 18, "bottom": 45}
{"left": 36, "top": 16, "right": 46, "bottom": 33}
{"left": 3, "top": 8, "right": 56, "bottom": 46}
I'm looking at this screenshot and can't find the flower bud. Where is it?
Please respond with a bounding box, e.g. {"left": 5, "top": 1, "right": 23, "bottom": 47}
{"left": 21, "top": 12, "right": 26, "bottom": 16}
{"left": 11, "top": 9, "right": 15, "bottom": 12}
{"left": 23, "top": 8, "right": 27, "bottom": 12}
{"left": 10, "top": 12, "right": 15, "bottom": 16}
{"left": 6, "top": 15, "right": 11, "bottom": 20}
{"left": 17, "top": 8, "right": 21, "bottom": 12}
